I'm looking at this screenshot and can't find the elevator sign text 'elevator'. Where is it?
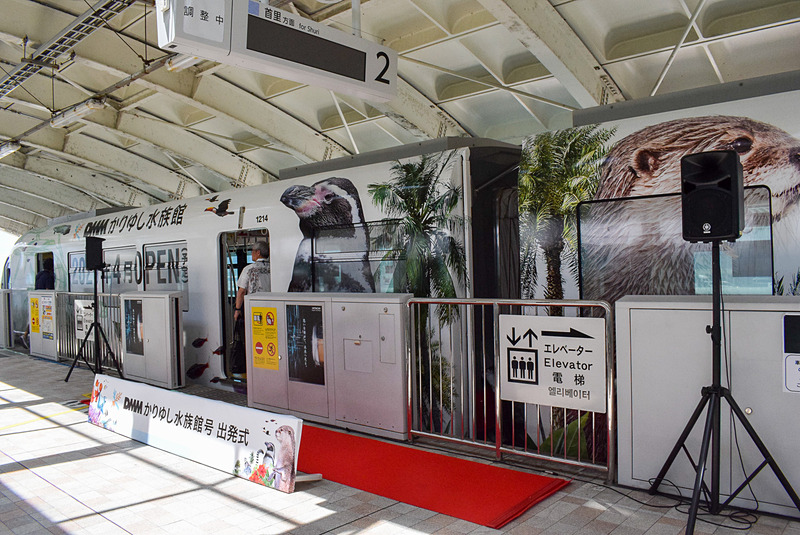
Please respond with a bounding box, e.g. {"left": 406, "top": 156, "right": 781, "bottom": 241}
{"left": 498, "top": 315, "right": 607, "bottom": 413}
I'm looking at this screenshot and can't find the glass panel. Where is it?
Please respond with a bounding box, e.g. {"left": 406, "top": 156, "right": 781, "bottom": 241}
{"left": 311, "top": 220, "right": 405, "bottom": 293}
{"left": 144, "top": 241, "right": 189, "bottom": 309}
{"left": 68, "top": 252, "right": 93, "bottom": 293}
{"left": 103, "top": 246, "right": 141, "bottom": 293}
{"left": 577, "top": 186, "right": 773, "bottom": 302}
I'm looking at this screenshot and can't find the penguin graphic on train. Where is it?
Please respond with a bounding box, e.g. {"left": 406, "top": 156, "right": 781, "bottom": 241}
{"left": 280, "top": 177, "right": 375, "bottom": 293}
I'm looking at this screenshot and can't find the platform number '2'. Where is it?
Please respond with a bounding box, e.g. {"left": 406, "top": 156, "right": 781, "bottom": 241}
{"left": 375, "top": 51, "right": 390, "bottom": 85}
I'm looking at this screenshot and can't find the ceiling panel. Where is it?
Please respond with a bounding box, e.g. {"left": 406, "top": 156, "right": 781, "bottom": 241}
{"left": 0, "top": 0, "right": 796, "bottom": 237}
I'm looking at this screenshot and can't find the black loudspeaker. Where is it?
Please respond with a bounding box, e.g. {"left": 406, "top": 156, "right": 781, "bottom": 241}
{"left": 85, "top": 236, "right": 105, "bottom": 270}
{"left": 681, "top": 150, "right": 744, "bottom": 242}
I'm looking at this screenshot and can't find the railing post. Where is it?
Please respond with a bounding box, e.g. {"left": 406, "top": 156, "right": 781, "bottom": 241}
{"left": 604, "top": 302, "right": 616, "bottom": 484}
{"left": 406, "top": 302, "right": 415, "bottom": 442}
{"left": 493, "top": 302, "right": 502, "bottom": 460}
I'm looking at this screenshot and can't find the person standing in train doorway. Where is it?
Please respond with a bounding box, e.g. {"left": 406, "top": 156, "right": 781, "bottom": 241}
{"left": 35, "top": 257, "right": 55, "bottom": 290}
{"left": 231, "top": 241, "right": 271, "bottom": 380}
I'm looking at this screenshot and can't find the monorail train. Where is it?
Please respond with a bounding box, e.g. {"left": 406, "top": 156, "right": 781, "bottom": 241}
{"left": 2, "top": 138, "right": 522, "bottom": 389}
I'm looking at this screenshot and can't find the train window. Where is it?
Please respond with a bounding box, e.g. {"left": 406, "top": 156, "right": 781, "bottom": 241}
{"left": 103, "top": 246, "right": 141, "bottom": 293}
{"left": 143, "top": 241, "right": 189, "bottom": 310}
{"left": 311, "top": 220, "right": 405, "bottom": 292}
{"left": 68, "top": 252, "right": 93, "bottom": 293}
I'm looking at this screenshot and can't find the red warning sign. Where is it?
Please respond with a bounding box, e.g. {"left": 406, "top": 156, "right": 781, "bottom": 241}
{"left": 255, "top": 341, "right": 263, "bottom": 355}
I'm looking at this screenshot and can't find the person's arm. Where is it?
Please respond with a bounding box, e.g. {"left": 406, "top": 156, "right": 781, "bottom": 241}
{"left": 234, "top": 286, "right": 247, "bottom": 320}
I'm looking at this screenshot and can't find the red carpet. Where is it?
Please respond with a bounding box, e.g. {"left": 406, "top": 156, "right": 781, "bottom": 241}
{"left": 297, "top": 425, "right": 569, "bottom": 528}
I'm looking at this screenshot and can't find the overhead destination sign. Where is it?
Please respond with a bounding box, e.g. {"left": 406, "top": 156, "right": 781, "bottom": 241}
{"left": 156, "top": 0, "right": 397, "bottom": 102}
{"left": 498, "top": 314, "right": 607, "bottom": 413}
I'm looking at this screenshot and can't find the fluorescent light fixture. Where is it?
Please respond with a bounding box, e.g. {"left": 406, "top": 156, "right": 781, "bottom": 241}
{"left": 0, "top": 141, "right": 21, "bottom": 159}
{"left": 166, "top": 54, "right": 202, "bottom": 72}
{"left": 50, "top": 97, "right": 106, "bottom": 128}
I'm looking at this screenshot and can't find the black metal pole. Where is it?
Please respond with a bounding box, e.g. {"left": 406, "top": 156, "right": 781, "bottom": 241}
{"left": 93, "top": 267, "right": 103, "bottom": 374}
{"left": 710, "top": 240, "right": 721, "bottom": 513}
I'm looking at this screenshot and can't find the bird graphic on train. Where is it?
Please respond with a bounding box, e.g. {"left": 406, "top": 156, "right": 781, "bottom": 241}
{"left": 204, "top": 198, "right": 234, "bottom": 217}
{"left": 205, "top": 194, "right": 219, "bottom": 202}
{"left": 280, "top": 177, "right": 376, "bottom": 292}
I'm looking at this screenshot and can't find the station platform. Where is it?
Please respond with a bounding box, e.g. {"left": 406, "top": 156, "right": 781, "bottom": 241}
{"left": 1, "top": 350, "right": 799, "bottom": 534}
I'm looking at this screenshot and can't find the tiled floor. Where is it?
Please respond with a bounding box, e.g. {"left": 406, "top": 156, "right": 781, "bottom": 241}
{"left": 1, "top": 349, "right": 799, "bottom": 534}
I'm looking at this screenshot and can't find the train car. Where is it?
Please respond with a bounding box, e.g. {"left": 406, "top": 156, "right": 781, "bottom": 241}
{"left": 2, "top": 138, "right": 522, "bottom": 389}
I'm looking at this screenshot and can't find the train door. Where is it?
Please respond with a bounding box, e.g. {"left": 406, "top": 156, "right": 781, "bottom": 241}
{"left": 34, "top": 252, "right": 55, "bottom": 289}
{"left": 219, "top": 228, "right": 270, "bottom": 379}
{"left": 469, "top": 147, "right": 521, "bottom": 299}
{"left": 467, "top": 146, "right": 522, "bottom": 443}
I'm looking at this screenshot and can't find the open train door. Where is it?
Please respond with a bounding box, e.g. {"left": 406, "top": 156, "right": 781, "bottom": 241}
{"left": 467, "top": 145, "right": 522, "bottom": 300}
{"left": 465, "top": 144, "right": 523, "bottom": 443}
{"left": 219, "top": 228, "right": 271, "bottom": 382}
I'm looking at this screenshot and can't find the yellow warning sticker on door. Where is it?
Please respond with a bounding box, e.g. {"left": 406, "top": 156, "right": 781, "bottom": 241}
{"left": 251, "top": 307, "right": 279, "bottom": 370}
{"left": 30, "top": 298, "right": 40, "bottom": 334}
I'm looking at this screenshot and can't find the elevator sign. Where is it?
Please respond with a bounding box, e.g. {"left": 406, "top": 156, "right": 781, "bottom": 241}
{"left": 498, "top": 315, "right": 606, "bottom": 412}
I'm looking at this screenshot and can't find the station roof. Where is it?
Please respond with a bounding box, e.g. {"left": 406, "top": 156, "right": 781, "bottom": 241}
{"left": 0, "top": 0, "right": 797, "bottom": 235}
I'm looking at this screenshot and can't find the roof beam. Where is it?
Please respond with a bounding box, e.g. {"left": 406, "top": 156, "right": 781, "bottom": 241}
{"left": 0, "top": 187, "right": 75, "bottom": 220}
{"left": 476, "top": 0, "right": 624, "bottom": 107}
{"left": 23, "top": 154, "right": 157, "bottom": 207}
{"left": 192, "top": 74, "right": 350, "bottom": 162}
{"left": 371, "top": 77, "right": 469, "bottom": 139}
{"left": 112, "top": 111, "right": 275, "bottom": 186}
{"left": 0, "top": 106, "right": 198, "bottom": 200}
{"left": 0, "top": 204, "right": 47, "bottom": 230}
{"left": 0, "top": 215, "right": 32, "bottom": 236}
{"left": 71, "top": 54, "right": 346, "bottom": 165}
{"left": 61, "top": 133, "right": 204, "bottom": 200}
{"left": 0, "top": 163, "right": 102, "bottom": 212}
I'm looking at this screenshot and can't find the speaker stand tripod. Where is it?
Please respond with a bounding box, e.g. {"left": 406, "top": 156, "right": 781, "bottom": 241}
{"left": 649, "top": 241, "right": 800, "bottom": 533}
{"left": 65, "top": 267, "right": 123, "bottom": 382}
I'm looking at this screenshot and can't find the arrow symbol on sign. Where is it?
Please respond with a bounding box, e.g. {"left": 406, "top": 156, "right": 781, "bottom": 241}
{"left": 523, "top": 328, "right": 537, "bottom": 346}
{"left": 507, "top": 328, "right": 521, "bottom": 346}
{"left": 541, "top": 327, "right": 593, "bottom": 339}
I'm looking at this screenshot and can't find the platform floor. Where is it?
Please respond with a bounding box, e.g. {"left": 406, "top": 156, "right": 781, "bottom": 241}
{"left": 1, "top": 350, "right": 799, "bottom": 535}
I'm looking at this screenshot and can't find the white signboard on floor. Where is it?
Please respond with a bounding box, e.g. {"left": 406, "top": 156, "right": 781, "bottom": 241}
{"left": 498, "top": 315, "right": 606, "bottom": 412}
{"left": 89, "top": 374, "right": 303, "bottom": 493}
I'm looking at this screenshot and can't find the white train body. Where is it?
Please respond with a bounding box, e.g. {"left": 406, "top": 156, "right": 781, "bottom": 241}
{"left": 3, "top": 139, "right": 522, "bottom": 388}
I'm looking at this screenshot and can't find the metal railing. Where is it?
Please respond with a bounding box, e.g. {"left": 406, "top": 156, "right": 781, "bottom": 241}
{"left": 407, "top": 298, "right": 614, "bottom": 476}
{"left": 6, "top": 288, "right": 123, "bottom": 370}
{"left": 56, "top": 292, "right": 123, "bottom": 371}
